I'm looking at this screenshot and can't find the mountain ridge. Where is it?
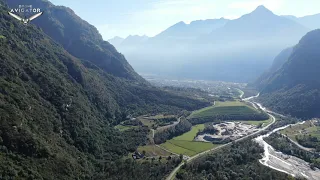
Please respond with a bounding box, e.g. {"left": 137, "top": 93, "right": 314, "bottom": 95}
{"left": 0, "top": 1, "right": 210, "bottom": 179}
{"left": 259, "top": 29, "right": 320, "bottom": 118}
{"left": 112, "top": 5, "right": 310, "bottom": 82}
{"left": 6, "top": 0, "right": 145, "bottom": 82}
{"left": 283, "top": 13, "right": 320, "bottom": 30}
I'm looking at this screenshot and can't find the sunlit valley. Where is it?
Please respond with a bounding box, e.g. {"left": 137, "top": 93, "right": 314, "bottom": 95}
{"left": 1, "top": 0, "right": 320, "bottom": 179}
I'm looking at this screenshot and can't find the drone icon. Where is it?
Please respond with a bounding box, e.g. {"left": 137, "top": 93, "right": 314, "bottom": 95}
{"left": 8, "top": 12, "right": 43, "bottom": 24}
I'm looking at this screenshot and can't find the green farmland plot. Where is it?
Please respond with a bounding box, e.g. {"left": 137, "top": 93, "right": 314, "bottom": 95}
{"left": 160, "top": 140, "right": 216, "bottom": 156}
{"left": 173, "top": 124, "right": 204, "bottom": 141}
{"left": 160, "top": 124, "right": 217, "bottom": 156}
{"left": 280, "top": 120, "right": 320, "bottom": 150}
{"left": 137, "top": 145, "right": 172, "bottom": 157}
{"left": 235, "top": 117, "right": 273, "bottom": 127}
{"left": 159, "top": 101, "right": 267, "bottom": 157}
{"left": 188, "top": 101, "right": 269, "bottom": 124}
{"left": 280, "top": 121, "right": 320, "bottom": 141}
{"left": 161, "top": 141, "right": 195, "bottom": 156}
{"left": 169, "top": 140, "right": 216, "bottom": 153}
{"left": 191, "top": 106, "right": 256, "bottom": 118}
{"left": 215, "top": 101, "right": 246, "bottom": 107}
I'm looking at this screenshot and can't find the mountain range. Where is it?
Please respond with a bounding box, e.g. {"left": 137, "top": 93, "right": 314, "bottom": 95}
{"left": 110, "top": 5, "right": 320, "bottom": 82}
{"left": 251, "top": 12, "right": 320, "bottom": 91}
{"left": 283, "top": 13, "right": 320, "bottom": 30}
{"left": 0, "top": 0, "right": 209, "bottom": 179}
{"left": 258, "top": 29, "right": 320, "bottom": 118}
{"left": 110, "top": 18, "right": 229, "bottom": 48}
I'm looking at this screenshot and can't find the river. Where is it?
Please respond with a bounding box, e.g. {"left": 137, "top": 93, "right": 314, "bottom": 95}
{"left": 248, "top": 96, "right": 320, "bottom": 180}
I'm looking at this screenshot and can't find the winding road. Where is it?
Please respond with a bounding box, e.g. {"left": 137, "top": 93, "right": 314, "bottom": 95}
{"left": 283, "top": 134, "right": 315, "bottom": 152}
{"left": 166, "top": 92, "right": 320, "bottom": 180}
{"left": 165, "top": 94, "right": 276, "bottom": 180}
{"left": 156, "top": 117, "right": 181, "bottom": 132}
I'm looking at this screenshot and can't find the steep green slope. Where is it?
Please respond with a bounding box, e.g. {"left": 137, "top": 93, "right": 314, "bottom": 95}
{"left": 259, "top": 29, "right": 320, "bottom": 118}
{"left": 0, "top": 3, "right": 208, "bottom": 179}
{"left": 6, "top": 0, "right": 144, "bottom": 82}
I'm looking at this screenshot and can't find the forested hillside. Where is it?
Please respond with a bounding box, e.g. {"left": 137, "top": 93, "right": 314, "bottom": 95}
{"left": 259, "top": 29, "right": 320, "bottom": 119}
{"left": 6, "top": 0, "right": 144, "bottom": 82}
{"left": 0, "top": 2, "right": 209, "bottom": 179}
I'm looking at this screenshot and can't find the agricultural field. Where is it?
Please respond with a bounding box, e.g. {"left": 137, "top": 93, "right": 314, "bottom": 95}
{"left": 188, "top": 101, "right": 269, "bottom": 125}
{"left": 190, "top": 101, "right": 245, "bottom": 116}
{"left": 137, "top": 145, "right": 172, "bottom": 157}
{"left": 215, "top": 101, "right": 247, "bottom": 107}
{"left": 280, "top": 120, "right": 320, "bottom": 141}
{"left": 160, "top": 140, "right": 216, "bottom": 156}
{"left": 139, "top": 114, "right": 177, "bottom": 129}
{"left": 148, "top": 114, "right": 175, "bottom": 119}
{"left": 190, "top": 101, "right": 257, "bottom": 118}
{"left": 159, "top": 124, "right": 217, "bottom": 156}
{"left": 173, "top": 124, "right": 204, "bottom": 141}
{"left": 236, "top": 117, "right": 273, "bottom": 127}
{"left": 158, "top": 101, "right": 267, "bottom": 157}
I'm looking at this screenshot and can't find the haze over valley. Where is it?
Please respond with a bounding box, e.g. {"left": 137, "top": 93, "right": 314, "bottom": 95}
{"left": 110, "top": 6, "right": 320, "bottom": 83}
{"left": 1, "top": 0, "right": 320, "bottom": 180}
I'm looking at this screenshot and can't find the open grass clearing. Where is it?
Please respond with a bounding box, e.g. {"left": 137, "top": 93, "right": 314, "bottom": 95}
{"left": 173, "top": 124, "right": 204, "bottom": 141}
{"left": 190, "top": 106, "right": 260, "bottom": 119}
{"left": 138, "top": 145, "right": 172, "bottom": 157}
{"left": 139, "top": 118, "right": 154, "bottom": 128}
{"left": 160, "top": 141, "right": 195, "bottom": 156}
{"left": 139, "top": 114, "right": 177, "bottom": 129}
{"left": 160, "top": 140, "right": 216, "bottom": 156}
{"left": 188, "top": 101, "right": 268, "bottom": 122}
{"left": 280, "top": 121, "right": 320, "bottom": 141}
{"left": 190, "top": 101, "right": 244, "bottom": 116}
{"left": 235, "top": 117, "right": 273, "bottom": 127}
{"left": 115, "top": 125, "right": 134, "bottom": 131}
{"left": 215, "top": 101, "right": 245, "bottom": 107}
{"left": 149, "top": 114, "right": 175, "bottom": 119}
{"left": 169, "top": 140, "right": 216, "bottom": 153}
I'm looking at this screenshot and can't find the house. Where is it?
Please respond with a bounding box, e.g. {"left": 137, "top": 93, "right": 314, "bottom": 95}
{"left": 132, "top": 152, "right": 144, "bottom": 160}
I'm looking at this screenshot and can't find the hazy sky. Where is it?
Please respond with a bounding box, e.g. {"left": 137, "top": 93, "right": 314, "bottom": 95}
{"left": 50, "top": 0, "right": 320, "bottom": 40}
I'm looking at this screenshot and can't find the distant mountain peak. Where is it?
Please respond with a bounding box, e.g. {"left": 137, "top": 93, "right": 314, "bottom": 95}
{"left": 255, "top": 5, "right": 268, "bottom": 10}
{"left": 251, "top": 5, "right": 274, "bottom": 15}
{"left": 175, "top": 21, "right": 187, "bottom": 26}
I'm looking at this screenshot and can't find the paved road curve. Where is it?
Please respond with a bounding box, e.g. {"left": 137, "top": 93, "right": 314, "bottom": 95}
{"left": 156, "top": 117, "right": 181, "bottom": 132}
